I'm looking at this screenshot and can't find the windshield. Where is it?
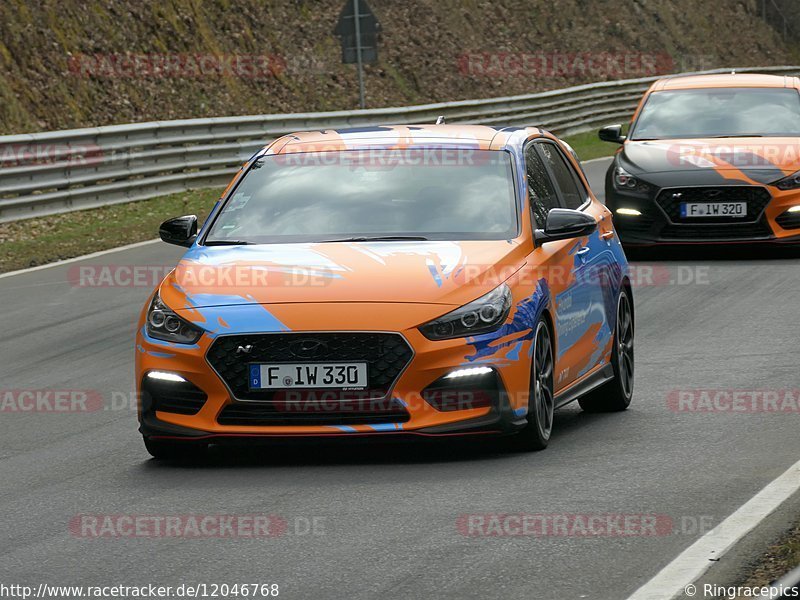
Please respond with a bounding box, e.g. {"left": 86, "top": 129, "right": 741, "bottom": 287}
{"left": 204, "top": 149, "right": 518, "bottom": 244}
{"left": 630, "top": 87, "right": 800, "bottom": 140}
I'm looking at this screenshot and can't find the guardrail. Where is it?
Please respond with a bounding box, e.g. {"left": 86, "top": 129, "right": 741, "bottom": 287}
{"left": 1, "top": 65, "right": 798, "bottom": 223}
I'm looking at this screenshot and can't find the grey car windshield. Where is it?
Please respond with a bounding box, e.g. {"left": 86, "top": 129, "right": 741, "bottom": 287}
{"left": 204, "top": 149, "right": 518, "bottom": 244}
{"left": 630, "top": 87, "right": 800, "bottom": 140}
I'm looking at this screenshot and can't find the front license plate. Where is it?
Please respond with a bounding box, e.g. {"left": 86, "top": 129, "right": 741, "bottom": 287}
{"left": 249, "top": 363, "right": 368, "bottom": 389}
{"left": 680, "top": 202, "right": 747, "bottom": 218}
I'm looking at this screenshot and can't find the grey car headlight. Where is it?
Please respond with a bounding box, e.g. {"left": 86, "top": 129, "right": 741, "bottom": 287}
{"left": 146, "top": 293, "right": 203, "bottom": 344}
{"left": 419, "top": 284, "right": 512, "bottom": 340}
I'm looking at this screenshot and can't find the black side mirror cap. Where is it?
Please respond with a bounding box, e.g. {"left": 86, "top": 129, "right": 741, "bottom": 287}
{"left": 159, "top": 215, "right": 198, "bottom": 247}
{"left": 598, "top": 124, "right": 626, "bottom": 144}
{"left": 534, "top": 208, "right": 597, "bottom": 245}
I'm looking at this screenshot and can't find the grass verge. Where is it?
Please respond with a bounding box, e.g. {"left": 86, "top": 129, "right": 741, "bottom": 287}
{"left": 0, "top": 188, "right": 222, "bottom": 274}
{"left": 563, "top": 130, "right": 619, "bottom": 161}
{"left": 734, "top": 520, "right": 800, "bottom": 596}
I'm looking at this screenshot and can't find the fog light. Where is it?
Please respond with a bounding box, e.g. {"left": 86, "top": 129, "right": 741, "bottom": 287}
{"left": 616, "top": 208, "right": 642, "bottom": 216}
{"left": 423, "top": 367, "right": 500, "bottom": 412}
{"left": 788, "top": 205, "right": 800, "bottom": 213}
{"left": 146, "top": 371, "right": 187, "bottom": 383}
{"left": 444, "top": 366, "right": 494, "bottom": 379}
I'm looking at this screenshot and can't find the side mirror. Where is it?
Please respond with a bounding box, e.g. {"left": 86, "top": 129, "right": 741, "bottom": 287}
{"left": 535, "top": 208, "right": 597, "bottom": 245}
{"left": 598, "top": 124, "right": 626, "bottom": 144}
{"left": 159, "top": 215, "right": 198, "bottom": 247}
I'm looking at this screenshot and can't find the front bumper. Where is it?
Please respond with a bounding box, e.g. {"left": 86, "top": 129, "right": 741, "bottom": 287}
{"left": 136, "top": 324, "right": 532, "bottom": 442}
{"left": 606, "top": 185, "right": 800, "bottom": 246}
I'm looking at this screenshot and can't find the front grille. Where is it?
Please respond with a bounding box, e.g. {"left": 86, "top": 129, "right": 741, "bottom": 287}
{"left": 217, "top": 397, "right": 410, "bottom": 426}
{"left": 656, "top": 186, "right": 771, "bottom": 224}
{"left": 776, "top": 210, "right": 800, "bottom": 230}
{"left": 660, "top": 219, "right": 773, "bottom": 241}
{"left": 141, "top": 377, "right": 207, "bottom": 415}
{"left": 206, "top": 333, "right": 414, "bottom": 402}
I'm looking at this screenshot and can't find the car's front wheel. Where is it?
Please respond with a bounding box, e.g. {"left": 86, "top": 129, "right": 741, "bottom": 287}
{"left": 143, "top": 437, "right": 208, "bottom": 461}
{"left": 578, "top": 289, "right": 634, "bottom": 412}
{"left": 511, "top": 318, "right": 555, "bottom": 451}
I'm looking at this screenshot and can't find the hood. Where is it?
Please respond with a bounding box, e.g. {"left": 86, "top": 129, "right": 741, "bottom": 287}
{"left": 159, "top": 240, "right": 527, "bottom": 311}
{"left": 619, "top": 138, "right": 800, "bottom": 186}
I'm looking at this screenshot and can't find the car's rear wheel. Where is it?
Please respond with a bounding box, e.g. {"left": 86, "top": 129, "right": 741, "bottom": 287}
{"left": 143, "top": 437, "right": 208, "bottom": 461}
{"left": 511, "top": 318, "right": 554, "bottom": 451}
{"left": 578, "top": 289, "right": 634, "bottom": 412}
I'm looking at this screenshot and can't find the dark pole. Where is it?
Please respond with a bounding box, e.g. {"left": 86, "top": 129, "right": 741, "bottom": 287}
{"left": 354, "top": 0, "right": 366, "bottom": 109}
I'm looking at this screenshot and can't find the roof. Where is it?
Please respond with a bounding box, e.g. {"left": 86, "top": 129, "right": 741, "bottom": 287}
{"left": 267, "top": 124, "right": 548, "bottom": 154}
{"left": 652, "top": 73, "right": 799, "bottom": 92}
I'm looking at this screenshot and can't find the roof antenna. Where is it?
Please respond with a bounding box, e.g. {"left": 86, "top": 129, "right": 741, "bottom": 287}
{"left": 436, "top": 116, "right": 446, "bottom": 125}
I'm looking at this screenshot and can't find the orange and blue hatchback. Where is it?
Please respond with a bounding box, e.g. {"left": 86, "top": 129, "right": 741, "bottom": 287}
{"left": 136, "top": 124, "right": 634, "bottom": 458}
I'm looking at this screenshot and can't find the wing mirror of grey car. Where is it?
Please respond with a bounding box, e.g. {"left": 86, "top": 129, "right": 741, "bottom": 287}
{"left": 159, "top": 215, "right": 198, "bottom": 247}
{"left": 598, "top": 124, "right": 626, "bottom": 144}
{"left": 535, "top": 208, "right": 598, "bottom": 245}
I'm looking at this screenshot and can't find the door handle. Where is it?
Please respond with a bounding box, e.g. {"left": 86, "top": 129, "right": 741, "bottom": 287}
{"left": 601, "top": 231, "right": 615, "bottom": 240}
{"left": 576, "top": 246, "right": 591, "bottom": 256}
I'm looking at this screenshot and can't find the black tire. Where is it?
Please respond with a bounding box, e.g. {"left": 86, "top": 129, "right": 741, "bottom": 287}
{"left": 143, "top": 437, "right": 208, "bottom": 461}
{"left": 578, "top": 289, "right": 634, "bottom": 413}
{"left": 511, "top": 318, "right": 555, "bottom": 451}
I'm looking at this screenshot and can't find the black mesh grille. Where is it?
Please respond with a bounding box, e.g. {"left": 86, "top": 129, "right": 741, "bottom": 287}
{"left": 776, "top": 210, "right": 800, "bottom": 230}
{"left": 217, "top": 398, "right": 410, "bottom": 426}
{"left": 656, "top": 186, "right": 771, "bottom": 223}
{"left": 142, "top": 377, "right": 207, "bottom": 415}
{"left": 206, "top": 333, "right": 414, "bottom": 401}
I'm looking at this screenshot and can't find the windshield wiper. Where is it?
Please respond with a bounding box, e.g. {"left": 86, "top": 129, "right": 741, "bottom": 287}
{"left": 318, "top": 235, "right": 430, "bottom": 243}
{"left": 704, "top": 134, "right": 765, "bottom": 138}
{"left": 203, "top": 240, "right": 252, "bottom": 246}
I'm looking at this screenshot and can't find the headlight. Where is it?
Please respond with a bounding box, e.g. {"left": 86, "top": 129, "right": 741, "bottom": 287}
{"left": 773, "top": 170, "right": 800, "bottom": 191}
{"left": 419, "top": 284, "right": 512, "bottom": 340}
{"left": 613, "top": 166, "right": 651, "bottom": 194}
{"left": 146, "top": 293, "right": 203, "bottom": 344}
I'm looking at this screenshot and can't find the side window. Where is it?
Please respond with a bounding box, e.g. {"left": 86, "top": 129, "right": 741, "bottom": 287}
{"left": 539, "top": 143, "right": 587, "bottom": 210}
{"left": 524, "top": 145, "right": 560, "bottom": 227}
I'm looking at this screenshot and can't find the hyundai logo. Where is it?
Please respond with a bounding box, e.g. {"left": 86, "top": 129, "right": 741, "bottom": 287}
{"left": 289, "top": 339, "right": 328, "bottom": 359}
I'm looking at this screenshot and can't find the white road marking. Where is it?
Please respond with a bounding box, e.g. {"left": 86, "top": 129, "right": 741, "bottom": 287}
{"left": 582, "top": 156, "right": 614, "bottom": 165}
{"left": 626, "top": 457, "right": 800, "bottom": 600}
{"left": 0, "top": 239, "right": 160, "bottom": 280}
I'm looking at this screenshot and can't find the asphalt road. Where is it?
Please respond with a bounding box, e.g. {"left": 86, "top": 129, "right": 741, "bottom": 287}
{"left": 1, "top": 157, "right": 799, "bottom": 599}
